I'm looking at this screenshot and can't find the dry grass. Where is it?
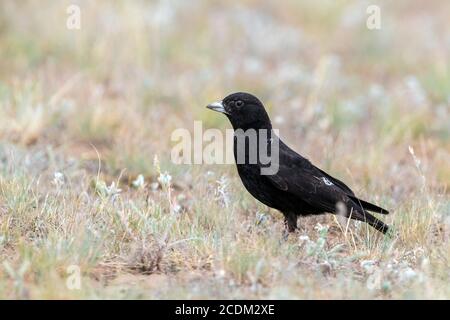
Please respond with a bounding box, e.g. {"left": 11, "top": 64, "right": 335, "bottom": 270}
{"left": 0, "top": 0, "right": 448, "bottom": 299}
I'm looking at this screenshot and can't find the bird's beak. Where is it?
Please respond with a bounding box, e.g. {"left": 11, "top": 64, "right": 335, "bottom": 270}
{"left": 206, "top": 101, "right": 228, "bottom": 114}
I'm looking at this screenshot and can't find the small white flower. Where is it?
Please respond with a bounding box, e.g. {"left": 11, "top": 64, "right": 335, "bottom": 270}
{"left": 95, "top": 180, "right": 122, "bottom": 198}
{"left": 421, "top": 257, "right": 430, "bottom": 270}
{"left": 314, "top": 223, "right": 329, "bottom": 233}
{"left": 132, "top": 174, "right": 145, "bottom": 189}
{"left": 216, "top": 269, "right": 226, "bottom": 278}
{"left": 299, "top": 235, "right": 310, "bottom": 242}
{"left": 215, "top": 175, "right": 230, "bottom": 208}
{"left": 274, "top": 116, "right": 285, "bottom": 125}
{"left": 399, "top": 267, "right": 417, "bottom": 283}
{"left": 158, "top": 172, "right": 172, "bottom": 186}
{"left": 172, "top": 204, "right": 182, "bottom": 214}
{"left": 106, "top": 182, "right": 122, "bottom": 197}
{"left": 53, "top": 172, "right": 64, "bottom": 186}
{"left": 360, "top": 260, "right": 377, "bottom": 274}
{"left": 150, "top": 182, "right": 159, "bottom": 191}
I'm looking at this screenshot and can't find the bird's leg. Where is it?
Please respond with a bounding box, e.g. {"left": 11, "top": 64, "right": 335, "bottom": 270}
{"left": 281, "top": 213, "right": 298, "bottom": 241}
{"left": 284, "top": 212, "right": 298, "bottom": 233}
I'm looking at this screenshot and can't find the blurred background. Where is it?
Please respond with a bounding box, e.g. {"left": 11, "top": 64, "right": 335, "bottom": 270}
{"left": 0, "top": 0, "right": 448, "bottom": 299}
{"left": 0, "top": 0, "right": 448, "bottom": 183}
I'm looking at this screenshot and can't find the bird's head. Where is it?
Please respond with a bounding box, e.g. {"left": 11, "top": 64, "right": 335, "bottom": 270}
{"left": 207, "top": 92, "right": 272, "bottom": 130}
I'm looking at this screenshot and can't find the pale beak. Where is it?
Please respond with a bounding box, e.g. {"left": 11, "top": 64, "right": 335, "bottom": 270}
{"left": 206, "top": 101, "right": 228, "bottom": 114}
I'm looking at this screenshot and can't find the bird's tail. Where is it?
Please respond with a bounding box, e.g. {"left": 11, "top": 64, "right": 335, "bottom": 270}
{"left": 347, "top": 195, "right": 389, "bottom": 215}
{"left": 351, "top": 210, "right": 390, "bottom": 234}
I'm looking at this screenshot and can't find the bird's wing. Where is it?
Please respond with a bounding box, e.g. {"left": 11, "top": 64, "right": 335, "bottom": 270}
{"left": 313, "top": 165, "right": 389, "bottom": 214}
{"left": 276, "top": 143, "right": 355, "bottom": 195}
{"left": 267, "top": 144, "right": 389, "bottom": 215}
{"left": 312, "top": 166, "right": 355, "bottom": 195}
{"left": 265, "top": 163, "right": 350, "bottom": 214}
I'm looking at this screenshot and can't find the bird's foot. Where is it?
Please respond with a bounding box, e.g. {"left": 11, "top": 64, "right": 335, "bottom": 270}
{"left": 281, "top": 225, "right": 299, "bottom": 242}
{"left": 284, "top": 213, "right": 298, "bottom": 233}
{"left": 282, "top": 229, "right": 290, "bottom": 242}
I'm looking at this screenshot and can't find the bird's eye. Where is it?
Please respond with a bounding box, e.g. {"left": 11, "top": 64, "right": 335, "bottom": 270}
{"left": 235, "top": 100, "right": 244, "bottom": 108}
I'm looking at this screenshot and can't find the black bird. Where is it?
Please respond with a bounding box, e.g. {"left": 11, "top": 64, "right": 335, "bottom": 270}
{"left": 207, "top": 92, "right": 390, "bottom": 234}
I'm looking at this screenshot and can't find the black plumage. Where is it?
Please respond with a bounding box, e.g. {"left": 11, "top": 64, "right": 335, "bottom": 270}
{"left": 207, "top": 92, "right": 390, "bottom": 234}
